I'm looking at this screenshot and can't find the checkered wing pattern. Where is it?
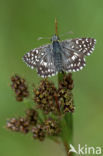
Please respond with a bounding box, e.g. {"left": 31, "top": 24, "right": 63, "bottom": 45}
{"left": 23, "top": 44, "right": 56, "bottom": 77}
{"left": 60, "top": 38, "right": 96, "bottom": 72}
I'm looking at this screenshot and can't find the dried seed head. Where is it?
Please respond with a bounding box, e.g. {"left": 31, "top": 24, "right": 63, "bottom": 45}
{"left": 34, "top": 79, "right": 58, "bottom": 114}
{"left": 32, "top": 125, "right": 45, "bottom": 141}
{"left": 59, "top": 73, "right": 74, "bottom": 90}
{"left": 25, "top": 108, "right": 38, "bottom": 125}
{"left": 58, "top": 89, "right": 75, "bottom": 113}
{"left": 63, "top": 97, "right": 75, "bottom": 113}
{"left": 44, "top": 119, "right": 61, "bottom": 136}
{"left": 11, "top": 75, "right": 29, "bottom": 101}
{"left": 34, "top": 74, "right": 75, "bottom": 114}
{"left": 7, "top": 73, "right": 75, "bottom": 142}
{"left": 6, "top": 118, "right": 19, "bottom": 132}
{"left": 7, "top": 117, "right": 30, "bottom": 133}
{"left": 18, "top": 118, "right": 30, "bottom": 133}
{"left": 58, "top": 73, "right": 75, "bottom": 114}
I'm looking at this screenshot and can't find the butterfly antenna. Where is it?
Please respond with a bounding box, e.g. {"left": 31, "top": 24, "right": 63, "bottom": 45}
{"left": 37, "top": 36, "right": 50, "bottom": 40}
{"left": 55, "top": 18, "right": 58, "bottom": 36}
{"left": 60, "top": 31, "right": 74, "bottom": 37}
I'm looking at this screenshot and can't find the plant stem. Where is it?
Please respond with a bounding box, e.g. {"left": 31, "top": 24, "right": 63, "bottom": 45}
{"left": 58, "top": 71, "right": 66, "bottom": 83}
{"left": 64, "top": 113, "right": 74, "bottom": 156}
{"left": 64, "top": 142, "right": 72, "bottom": 156}
{"left": 58, "top": 72, "right": 74, "bottom": 156}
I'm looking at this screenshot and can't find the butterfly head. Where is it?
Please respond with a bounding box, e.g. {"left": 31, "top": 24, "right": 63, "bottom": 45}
{"left": 51, "top": 34, "right": 60, "bottom": 42}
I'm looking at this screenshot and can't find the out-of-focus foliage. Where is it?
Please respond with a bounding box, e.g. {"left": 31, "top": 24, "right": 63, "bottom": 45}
{"left": 0, "top": 0, "right": 103, "bottom": 156}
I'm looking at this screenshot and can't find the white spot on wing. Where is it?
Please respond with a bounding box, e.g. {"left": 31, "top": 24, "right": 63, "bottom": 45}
{"left": 76, "top": 40, "right": 79, "bottom": 44}
{"left": 72, "top": 56, "right": 76, "bottom": 60}
{"left": 44, "top": 62, "right": 47, "bottom": 66}
{"left": 36, "top": 50, "right": 38, "bottom": 54}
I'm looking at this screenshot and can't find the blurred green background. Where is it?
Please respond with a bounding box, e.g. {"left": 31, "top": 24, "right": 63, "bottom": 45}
{"left": 0, "top": 0, "right": 103, "bottom": 155}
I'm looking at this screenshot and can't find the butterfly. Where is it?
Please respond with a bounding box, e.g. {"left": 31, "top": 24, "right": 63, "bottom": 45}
{"left": 23, "top": 34, "right": 96, "bottom": 78}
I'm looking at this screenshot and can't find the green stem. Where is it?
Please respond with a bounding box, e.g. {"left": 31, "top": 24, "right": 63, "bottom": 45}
{"left": 58, "top": 72, "right": 74, "bottom": 156}
{"left": 65, "top": 113, "right": 73, "bottom": 144}
{"left": 58, "top": 71, "right": 66, "bottom": 83}
{"left": 64, "top": 113, "right": 74, "bottom": 156}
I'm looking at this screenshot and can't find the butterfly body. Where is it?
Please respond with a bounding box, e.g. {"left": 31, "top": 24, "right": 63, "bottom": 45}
{"left": 53, "top": 40, "right": 63, "bottom": 72}
{"left": 23, "top": 34, "right": 96, "bottom": 78}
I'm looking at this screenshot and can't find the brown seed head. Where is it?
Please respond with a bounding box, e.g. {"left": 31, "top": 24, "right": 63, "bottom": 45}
{"left": 6, "top": 117, "right": 30, "bottom": 133}
{"left": 25, "top": 108, "right": 38, "bottom": 125}
{"left": 44, "top": 119, "right": 61, "bottom": 136}
{"left": 11, "top": 75, "right": 29, "bottom": 101}
{"left": 32, "top": 125, "right": 45, "bottom": 141}
{"left": 34, "top": 79, "right": 58, "bottom": 114}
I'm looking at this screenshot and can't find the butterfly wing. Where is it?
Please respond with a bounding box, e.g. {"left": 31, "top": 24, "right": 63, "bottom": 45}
{"left": 23, "top": 44, "right": 56, "bottom": 77}
{"left": 61, "top": 38, "right": 96, "bottom": 56}
{"left": 60, "top": 38, "right": 96, "bottom": 72}
{"left": 61, "top": 48, "right": 86, "bottom": 72}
